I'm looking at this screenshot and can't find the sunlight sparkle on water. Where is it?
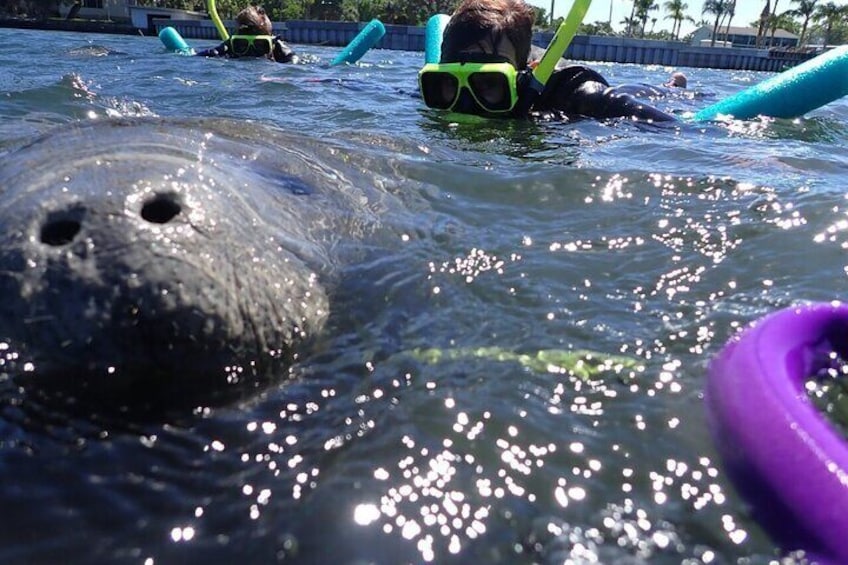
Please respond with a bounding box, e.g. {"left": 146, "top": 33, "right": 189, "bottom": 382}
{"left": 428, "top": 248, "right": 509, "bottom": 284}
{"left": 354, "top": 503, "right": 381, "bottom": 526}
{"left": 169, "top": 526, "right": 195, "bottom": 542}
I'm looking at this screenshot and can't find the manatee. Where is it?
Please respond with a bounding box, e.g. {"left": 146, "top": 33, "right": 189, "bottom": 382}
{"left": 0, "top": 117, "right": 409, "bottom": 404}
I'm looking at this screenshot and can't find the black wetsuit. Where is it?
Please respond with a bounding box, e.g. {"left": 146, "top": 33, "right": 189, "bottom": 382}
{"left": 529, "top": 65, "right": 674, "bottom": 121}
{"left": 196, "top": 36, "right": 297, "bottom": 64}
{"left": 522, "top": 47, "right": 674, "bottom": 122}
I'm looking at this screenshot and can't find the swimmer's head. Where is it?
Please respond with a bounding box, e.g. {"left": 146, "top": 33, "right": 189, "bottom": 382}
{"left": 440, "top": 0, "right": 536, "bottom": 70}
{"left": 665, "top": 72, "right": 687, "bottom": 88}
{"left": 236, "top": 5, "right": 272, "bottom": 35}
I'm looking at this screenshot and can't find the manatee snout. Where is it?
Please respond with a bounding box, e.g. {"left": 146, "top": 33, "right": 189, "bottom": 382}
{"left": 0, "top": 119, "right": 334, "bottom": 400}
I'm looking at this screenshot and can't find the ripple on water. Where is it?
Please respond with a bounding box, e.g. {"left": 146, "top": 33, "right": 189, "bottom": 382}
{"left": 2, "top": 27, "right": 848, "bottom": 564}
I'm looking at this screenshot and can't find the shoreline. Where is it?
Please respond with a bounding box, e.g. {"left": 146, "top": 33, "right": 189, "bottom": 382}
{"left": 0, "top": 17, "right": 137, "bottom": 35}
{"left": 0, "top": 16, "right": 818, "bottom": 72}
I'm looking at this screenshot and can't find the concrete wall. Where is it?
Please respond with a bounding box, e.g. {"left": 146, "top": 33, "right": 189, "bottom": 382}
{"left": 158, "top": 19, "right": 817, "bottom": 72}
{"left": 562, "top": 34, "right": 813, "bottom": 72}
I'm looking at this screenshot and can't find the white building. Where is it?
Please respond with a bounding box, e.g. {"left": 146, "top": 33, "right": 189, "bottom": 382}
{"left": 60, "top": 0, "right": 206, "bottom": 34}
{"left": 690, "top": 25, "right": 799, "bottom": 48}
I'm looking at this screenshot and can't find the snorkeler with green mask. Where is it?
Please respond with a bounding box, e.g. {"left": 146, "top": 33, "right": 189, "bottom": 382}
{"left": 196, "top": 5, "right": 297, "bottom": 64}
{"left": 420, "top": 0, "right": 674, "bottom": 122}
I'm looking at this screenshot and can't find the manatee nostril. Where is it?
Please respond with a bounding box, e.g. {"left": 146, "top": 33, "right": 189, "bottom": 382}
{"left": 40, "top": 209, "right": 84, "bottom": 246}
{"left": 141, "top": 194, "right": 182, "bottom": 224}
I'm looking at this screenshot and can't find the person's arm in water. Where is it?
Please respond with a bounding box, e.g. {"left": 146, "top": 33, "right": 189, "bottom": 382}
{"left": 572, "top": 82, "right": 676, "bottom": 122}
{"left": 272, "top": 37, "right": 298, "bottom": 63}
{"left": 534, "top": 65, "right": 675, "bottom": 122}
{"left": 195, "top": 42, "right": 229, "bottom": 58}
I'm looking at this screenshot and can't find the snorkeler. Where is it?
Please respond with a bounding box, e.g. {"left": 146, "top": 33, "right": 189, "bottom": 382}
{"left": 418, "top": 0, "right": 674, "bottom": 121}
{"left": 196, "top": 6, "right": 297, "bottom": 64}
{"left": 612, "top": 71, "right": 691, "bottom": 99}
{"left": 665, "top": 72, "right": 687, "bottom": 88}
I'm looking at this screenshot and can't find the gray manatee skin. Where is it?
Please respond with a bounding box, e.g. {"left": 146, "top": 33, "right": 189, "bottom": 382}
{"left": 0, "top": 117, "right": 405, "bottom": 401}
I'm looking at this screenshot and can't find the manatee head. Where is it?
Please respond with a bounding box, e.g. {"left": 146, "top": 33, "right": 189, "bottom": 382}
{"left": 0, "top": 118, "right": 398, "bottom": 405}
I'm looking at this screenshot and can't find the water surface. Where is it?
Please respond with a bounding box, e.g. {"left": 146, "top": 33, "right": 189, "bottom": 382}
{"left": 1, "top": 27, "right": 847, "bottom": 564}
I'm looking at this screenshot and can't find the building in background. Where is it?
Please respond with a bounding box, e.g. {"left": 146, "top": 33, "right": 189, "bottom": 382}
{"left": 690, "top": 25, "right": 799, "bottom": 49}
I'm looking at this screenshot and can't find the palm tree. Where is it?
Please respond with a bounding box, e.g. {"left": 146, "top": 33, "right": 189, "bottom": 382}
{"left": 702, "top": 0, "right": 727, "bottom": 47}
{"left": 756, "top": 0, "right": 770, "bottom": 47}
{"left": 663, "top": 0, "right": 688, "bottom": 40}
{"left": 768, "top": 10, "right": 796, "bottom": 46}
{"left": 635, "top": 0, "right": 659, "bottom": 38}
{"left": 767, "top": 0, "right": 784, "bottom": 45}
{"left": 788, "top": 0, "right": 819, "bottom": 46}
{"left": 621, "top": 16, "right": 639, "bottom": 36}
{"left": 722, "top": 0, "right": 736, "bottom": 41}
{"left": 811, "top": 1, "right": 847, "bottom": 45}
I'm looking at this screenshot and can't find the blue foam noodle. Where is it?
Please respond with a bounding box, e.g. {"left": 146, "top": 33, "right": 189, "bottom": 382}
{"left": 330, "top": 19, "right": 386, "bottom": 66}
{"left": 693, "top": 45, "right": 848, "bottom": 121}
{"left": 425, "top": 14, "right": 450, "bottom": 64}
{"left": 159, "top": 26, "right": 194, "bottom": 55}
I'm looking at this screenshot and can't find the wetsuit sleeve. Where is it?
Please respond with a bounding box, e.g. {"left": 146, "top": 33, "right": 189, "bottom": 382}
{"left": 195, "top": 41, "right": 228, "bottom": 58}
{"left": 272, "top": 38, "right": 297, "bottom": 64}
{"left": 535, "top": 66, "right": 675, "bottom": 122}
{"left": 573, "top": 82, "right": 676, "bottom": 122}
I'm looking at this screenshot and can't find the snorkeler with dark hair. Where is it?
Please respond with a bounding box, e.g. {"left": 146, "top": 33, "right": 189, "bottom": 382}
{"left": 196, "top": 5, "right": 297, "bottom": 64}
{"left": 418, "top": 0, "right": 674, "bottom": 121}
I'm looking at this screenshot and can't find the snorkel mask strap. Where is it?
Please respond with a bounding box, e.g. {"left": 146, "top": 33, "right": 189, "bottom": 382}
{"left": 512, "top": 69, "right": 536, "bottom": 118}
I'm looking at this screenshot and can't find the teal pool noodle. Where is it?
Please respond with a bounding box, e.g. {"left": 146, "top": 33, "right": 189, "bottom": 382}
{"left": 425, "top": 14, "right": 450, "bottom": 64}
{"left": 159, "top": 26, "right": 193, "bottom": 55}
{"left": 693, "top": 45, "right": 848, "bottom": 121}
{"left": 330, "top": 19, "right": 385, "bottom": 66}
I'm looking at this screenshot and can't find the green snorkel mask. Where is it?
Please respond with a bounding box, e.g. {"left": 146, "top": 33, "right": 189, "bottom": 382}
{"left": 418, "top": 61, "right": 521, "bottom": 114}
{"left": 420, "top": 0, "right": 592, "bottom": 117}
{"left": 228, "top": 35, "right": 274, "bottom": 57}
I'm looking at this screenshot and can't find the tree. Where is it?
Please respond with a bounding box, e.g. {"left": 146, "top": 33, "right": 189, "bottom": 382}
{"left": 788, "top": 0, "right": 818, "bottom": 45}
{"left": 811, "top": 1, "right": 848, "bottom": 45}
{"left": 766, "top": 10, "right": 799, "bottom": 46}
{"left": 579, "top": 21, "right": 614, "bottom": 36}
{"left": 663, "top": 0, "right": 689, "bottom": 40}
{"left": 722, "top": 0, "right": 736, "bottom": 40}
{"left": 634, "top": 0, "right": 658, "bottom": 38}
{"left": 532, "top": 5, "right": 549, "bottom": 28}
{"left": 620, "top": 16, "right": 639, "bottom": 36}
{"left": 755, "top": 0, "right": 770, "bottom": 46}
{"left": 702, "top": 0, "right": 727, "bottom": 46}
{"left": 766, "top": 0, "right": 783, "bottom": 45}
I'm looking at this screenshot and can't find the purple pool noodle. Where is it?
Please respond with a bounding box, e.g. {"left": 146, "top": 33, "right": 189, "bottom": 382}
{"left": 706, "top": 302, "right": 848, "bottom": 562}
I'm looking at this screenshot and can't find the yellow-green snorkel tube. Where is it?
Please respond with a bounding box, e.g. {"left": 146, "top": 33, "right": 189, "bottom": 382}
{"left": 208, "top": 0, "right": 229, "bottom": 41}
{"left": 514, "top": 0, "right": 592, "bottom": 115}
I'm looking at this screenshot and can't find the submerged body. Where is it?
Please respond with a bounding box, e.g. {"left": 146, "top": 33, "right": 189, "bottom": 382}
{"left": 0, "top": 118, "right": 404, "bottom": 403}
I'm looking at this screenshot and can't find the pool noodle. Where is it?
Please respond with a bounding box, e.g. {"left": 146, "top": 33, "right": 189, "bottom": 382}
{"left": 424, "top": 14, "right": 450, "bottom": 63}
{"left": 693, "top": 45, "right": 848, "bottom": 121}
{"left": 159, "top": 26, "right": 194, "bottom": 55}
{"left": 706, "top": 303, "right": 848, "bottom": 562}
{"left": 510, "top": 0, "right": 592, "bottom": 116}
{"left": 532, "top": 0, "right": 592, "bottom": 87}
{"left": 207, "top": 0, "right": 229, "bottom": 41}
{"left": 330, "top": 19, "right": 386, "bottom": 66}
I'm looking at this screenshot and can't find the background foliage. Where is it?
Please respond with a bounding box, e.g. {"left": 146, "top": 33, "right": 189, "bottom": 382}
{"left": 2, "top": 0, "right": 847, "bottom": 44}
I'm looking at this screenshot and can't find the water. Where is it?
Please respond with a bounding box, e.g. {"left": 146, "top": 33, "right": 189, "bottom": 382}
{"left": 1, "top": 27, "right": 848, "bottom": 564}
